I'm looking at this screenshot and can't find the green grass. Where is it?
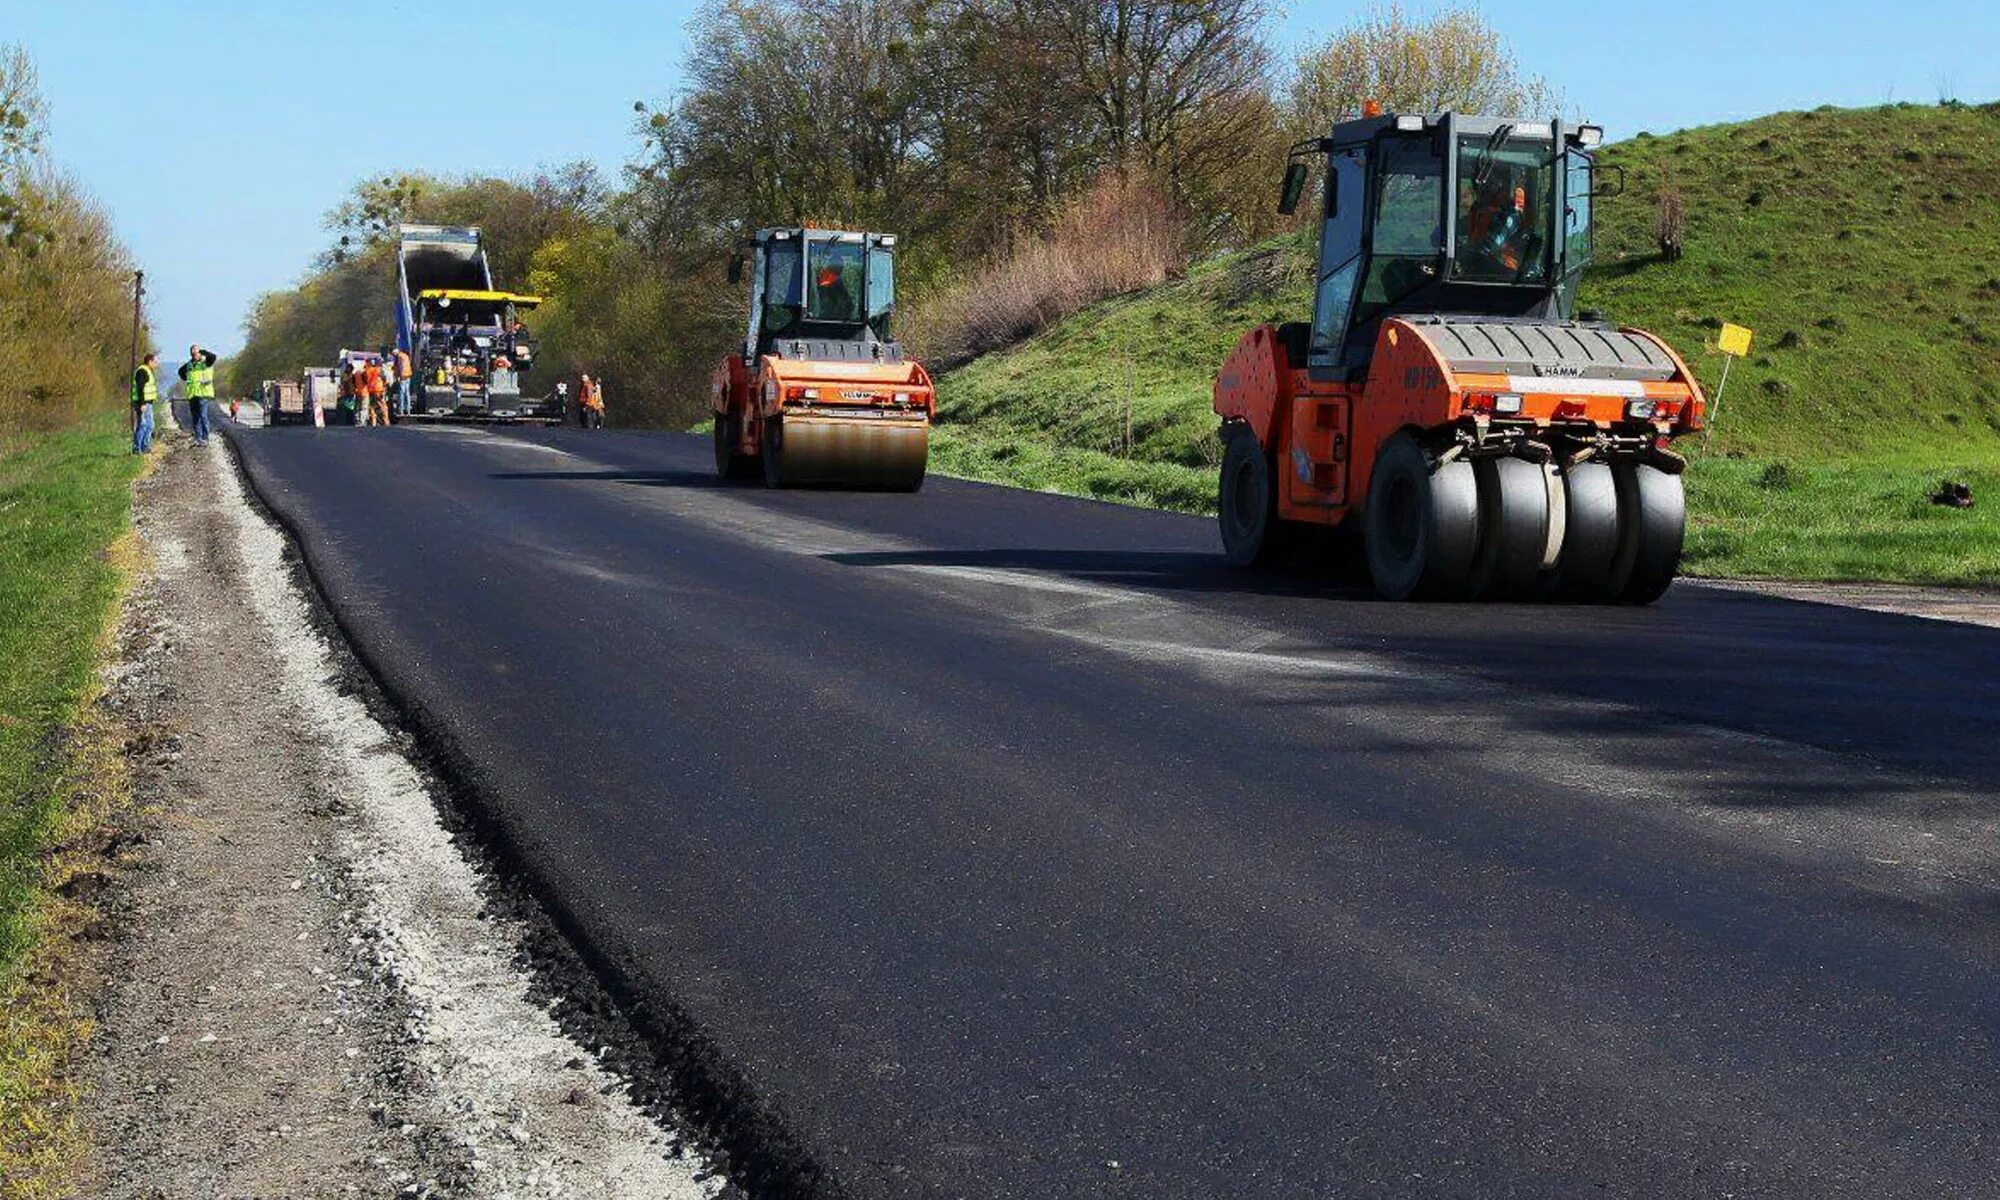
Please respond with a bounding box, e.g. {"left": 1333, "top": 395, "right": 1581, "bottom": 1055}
{"left": 0, "top": 417, "right": 143, "bottom": 975}
{"left": 934, "top": 102, "right": 2000, "bottom": 584}
{"left": 1684, "top": 459, "right": 2000, "bottom": 584}
{"left": 1590, "top": 101, "right": 2000, "bottom": 460}
{"left": 937, "top": 234, "right": 1315, "bottom": 471}
{"left": 931, "top": 427, "right": 1214, "bottom": 512}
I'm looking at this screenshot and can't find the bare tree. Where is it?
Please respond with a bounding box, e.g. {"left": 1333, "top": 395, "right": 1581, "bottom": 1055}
{"left": 0, "top": 44, "right": 46, "bottom": 166}
{"left": 1654, "top": 185, "right": 1686, "bottom": 263}
{"left": 1287, "top": 3, "right": 1558, "bottom": 132}
{"left": 1040, "top": 0, "right": 1273, "bottom": 200}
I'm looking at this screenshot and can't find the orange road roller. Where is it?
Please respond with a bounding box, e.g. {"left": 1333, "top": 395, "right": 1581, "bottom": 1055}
{"left": 1213, "top": 111, "right": 1705, "bottom": 602}
{"left": 713, "top": 227, "right": 933, "bottom": 491}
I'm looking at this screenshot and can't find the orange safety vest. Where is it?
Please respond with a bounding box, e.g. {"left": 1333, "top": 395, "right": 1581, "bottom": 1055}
{"left": 1468, "top": 187, "right": 1528, "bottom": 270}
{"left": 392, "top": 349, "right": 412, "bottom": 379}
{"left": 582, "top": 380, "right": 604, "bottom": 410}
{"left": 362, "top": 364, "right": 385, "bottom": 398}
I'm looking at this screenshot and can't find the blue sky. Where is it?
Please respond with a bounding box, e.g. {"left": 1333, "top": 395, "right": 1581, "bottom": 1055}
{"left": 7, "top": 0, "right": 1996, "bottom": 358}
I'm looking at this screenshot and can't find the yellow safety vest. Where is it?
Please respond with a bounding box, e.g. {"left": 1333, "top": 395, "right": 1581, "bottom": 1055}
{"left": 133, "top": 364, "right": 158, "bottom": 405}
{"left": 184, "top": 360, "right": 216, "bottom": 400}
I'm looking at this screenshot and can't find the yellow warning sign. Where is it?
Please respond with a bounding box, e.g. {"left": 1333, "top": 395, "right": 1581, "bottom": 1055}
{"left": 1717, "top": 322, "right": 1754, "bottom": 357}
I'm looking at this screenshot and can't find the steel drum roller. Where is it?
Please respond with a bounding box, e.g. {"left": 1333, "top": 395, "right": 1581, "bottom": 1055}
{"left": 767, "top": 413, "right": 929, "bottom": 490}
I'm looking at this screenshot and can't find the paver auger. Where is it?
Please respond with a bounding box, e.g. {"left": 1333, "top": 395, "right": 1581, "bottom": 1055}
{"left": 1213, "top": 111, "right": 1706, "bottom": 602}
{"left": 713, "top": 228, "right": 932, "bottom": 490}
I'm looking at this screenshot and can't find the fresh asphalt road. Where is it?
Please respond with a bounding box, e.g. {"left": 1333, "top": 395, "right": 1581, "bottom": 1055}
{"left": 228, "top": 422, "right": 2000, "bottom": 1199}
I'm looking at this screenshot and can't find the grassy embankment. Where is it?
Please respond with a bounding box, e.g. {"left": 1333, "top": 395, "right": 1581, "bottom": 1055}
{"left": 0, "top": 416, "right": 145, "bottom": 1194}
{"left": 931, "top": 102, "right": 2000, "bottom": 584}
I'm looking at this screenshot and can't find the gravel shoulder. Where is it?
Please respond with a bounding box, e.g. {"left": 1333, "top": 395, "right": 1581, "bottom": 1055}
{"left": 1697, "top": 577, "right": 2000, "bottom": 629}
{"left": 82, "top": 435, "right": 723, "bottom": 1198}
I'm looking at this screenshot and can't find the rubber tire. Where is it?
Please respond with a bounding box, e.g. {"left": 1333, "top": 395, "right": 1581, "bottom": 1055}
{"left": 1468, "top": 455, "right": 1551, "bottom": 601}
{"left": 713, "top": 415, "right": 758, "bottom": 480}
{"left": 1362, "top": 432, "right": 1480, "bottom": 601}
{"left": 1217, "top": 427, "right": 1296, "bottom": 567}
{"left": 1615, "top": 464, "right": 1685, "bottom": 604}
{"left": 1546, "top": 461, "right": 1625, "bottom": 602}
{"left": 761, "top": 415, "right": 788, "bottom": 488}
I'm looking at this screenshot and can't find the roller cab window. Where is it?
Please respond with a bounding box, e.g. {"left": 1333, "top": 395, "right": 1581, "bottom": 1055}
{"left": 1453, "top": 132, "right": 1556, "bottom": 284}
{"left": 807, "top": 240, "right": 865, "bottom": 324}
{"left": 866, "top": 246, "right": 895, "bottom": 338}
{"left": 1355, "top": 135, "right": 1444, "bottom": 324}
{"left": 763, "top": 241, "right": 804, "bottom": 335}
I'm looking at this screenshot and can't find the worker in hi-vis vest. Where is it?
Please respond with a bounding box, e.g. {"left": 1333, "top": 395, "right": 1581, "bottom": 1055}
{"left": 179, "top": 344, "right": 219, "bottom": 446}
{"left": 131, "top": 351, "right": 160, "bottom": 455}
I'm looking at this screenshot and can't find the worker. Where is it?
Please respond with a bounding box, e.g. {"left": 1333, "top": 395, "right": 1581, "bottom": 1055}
{"left": 338, "top": 362, "right": 358, "bottom": 425}
{"left": 1464, "top": 169, "right": 1531, "bottom": 276}
{"left": 390, "top": 344, "right": 413, "bottom": 416}
{"left": 815, "top": 264, "right": 857, "bottom": 321}
{"left": 577, "top": 374, "right": 604, "bottom": 429}
{"left": 362, "top": 358, "right": 390, "bottom": 428}
{"left": 179, "top": 344, "right": 218, "bottom": 446}
{"left": 554, "top": 379, "right": 569, "bottom": 418}
{"left": 131, "top": 351, "right": 159, "bottom": 454}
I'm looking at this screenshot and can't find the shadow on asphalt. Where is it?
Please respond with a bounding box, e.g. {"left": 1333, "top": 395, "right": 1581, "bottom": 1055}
{"left": 824, "top": 547, "right": 1371, "bottom": 599}
{"left": 489, "top": 469, "right": 725, "bottom": 488}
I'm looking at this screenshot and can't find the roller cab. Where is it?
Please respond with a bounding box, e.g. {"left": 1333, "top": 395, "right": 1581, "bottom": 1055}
{"left": 1213, "top": 110, "right": 1704, "bottom": 603}
{"left": 712, "top": 228, "right": 932, "bottom": 491}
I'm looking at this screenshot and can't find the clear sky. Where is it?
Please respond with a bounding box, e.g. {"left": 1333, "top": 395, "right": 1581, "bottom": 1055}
{"left": 7, "top": 0, "right": 1996, "bottom": 359}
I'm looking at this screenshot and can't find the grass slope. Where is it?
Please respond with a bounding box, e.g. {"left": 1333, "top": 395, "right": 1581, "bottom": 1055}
{"left": 934, "top": 102, "right": 2000, "bottom": 583}
{"left": 1, "top": 418, "right": 141, "bottom": 967}
{"left": 0, "top": 417, "right": 142, "bottom": 1195}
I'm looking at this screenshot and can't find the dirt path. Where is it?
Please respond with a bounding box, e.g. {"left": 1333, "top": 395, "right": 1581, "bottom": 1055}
{"left": 84, "top": 436, "right": 722, "bottom": 1198}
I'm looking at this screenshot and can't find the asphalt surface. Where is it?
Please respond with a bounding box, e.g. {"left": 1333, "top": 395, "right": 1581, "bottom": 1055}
{"left": 227, "top": 422, "right": 2000, "bottom": 1199}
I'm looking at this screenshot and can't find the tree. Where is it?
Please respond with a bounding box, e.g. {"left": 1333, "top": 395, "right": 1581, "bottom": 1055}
{"left": 1, "top": 43, "right": 50, "bottom": 253}
{"left": 0, "top": 44, "right": 141, "bottom": 434}
{"left": 1288, "top": 3, "right": 1558, "bottom": 135}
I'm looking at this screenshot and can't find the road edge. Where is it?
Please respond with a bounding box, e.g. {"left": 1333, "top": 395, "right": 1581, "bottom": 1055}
{"left": 222, "top": 427, "right": 841, "bottom": 1200}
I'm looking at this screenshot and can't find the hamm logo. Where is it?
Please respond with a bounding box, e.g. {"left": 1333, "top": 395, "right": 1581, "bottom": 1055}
{"left": 1536, "top": 363, "right": 1587, "bottom": 378}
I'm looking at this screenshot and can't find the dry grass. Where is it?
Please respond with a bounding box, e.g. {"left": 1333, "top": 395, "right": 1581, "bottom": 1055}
{"left": 903, "top": 170, "right": 1190, "bottom": 372}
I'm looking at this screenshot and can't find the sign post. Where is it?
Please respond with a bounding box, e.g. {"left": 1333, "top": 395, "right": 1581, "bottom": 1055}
{"left": 127, "top": 270, "right": 145, "bottom": 432}
{"left": 1706, "top": 322, "right": 1753, "bottom": 441}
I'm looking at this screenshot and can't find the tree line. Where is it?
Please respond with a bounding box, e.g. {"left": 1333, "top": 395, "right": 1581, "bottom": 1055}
{"left": 0, "top": 45, "right": 143, "bottom": 444}
{"left": 230, "top": 1, "right": 1554, "bottom": 426}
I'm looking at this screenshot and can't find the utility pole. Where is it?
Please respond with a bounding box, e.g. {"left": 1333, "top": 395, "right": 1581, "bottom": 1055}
{"left": 127, "top": 270, "right": 145, "bottom": 430}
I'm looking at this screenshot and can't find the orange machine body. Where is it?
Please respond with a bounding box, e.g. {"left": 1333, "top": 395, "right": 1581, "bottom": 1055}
{"left": 712, "top": 352, "right": 934, "bottom": 459}
{"left": 1215, "top": 317, "right": 1707, "bottom": 527}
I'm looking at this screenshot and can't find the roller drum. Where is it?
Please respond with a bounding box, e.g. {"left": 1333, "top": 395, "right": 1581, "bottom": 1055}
{"left": 766, "top": 413, "right": 929, "bottom": 491}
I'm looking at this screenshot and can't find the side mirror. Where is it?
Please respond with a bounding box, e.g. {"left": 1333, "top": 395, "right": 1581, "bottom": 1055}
{"left": 727, "top": 255, "right": 744, "bottom": 285}
{"left": 1589, "top": 163, "right": 1628, "bottom": 200}
{"left": 1278, "top": 161, "right": 1309, "bottom": 216}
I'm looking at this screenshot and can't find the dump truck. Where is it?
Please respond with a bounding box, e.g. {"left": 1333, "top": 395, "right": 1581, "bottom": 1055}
{"left": 262, "top": 378, "right": 310, "bottom": 426}
{"left": 395, "top": 224, "right": 554, "bottom": 421}
{"left": 1213, "top": 110, "right": 1705, "bottom": 603}
{"left": 302, "top": 367, "right": 339, "bottom": 424}
{"left": 711, "top": 227, "right": 932, "bottom": 490}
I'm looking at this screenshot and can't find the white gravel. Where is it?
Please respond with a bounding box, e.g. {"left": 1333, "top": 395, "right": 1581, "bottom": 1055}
{"left": 212, "top": 438, "right": 722, "bottom": 1198}
{"left": 89, "top": 435, "right": 723, "bottom": 1199}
